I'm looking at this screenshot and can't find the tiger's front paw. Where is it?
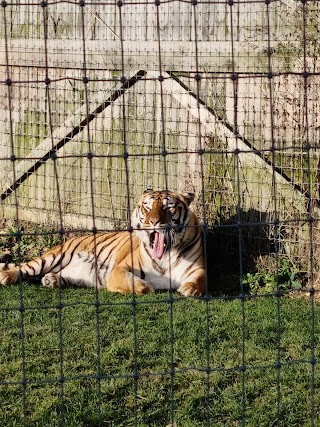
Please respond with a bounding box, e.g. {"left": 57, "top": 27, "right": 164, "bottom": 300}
{"left": 107, "top": 270, "right": 153, "bottom": 295}
{"left": 178, "top": 281, "right": 204, "bottom": 297}
{"left": 130, "top": 278, "right": 153, "bottom": 295}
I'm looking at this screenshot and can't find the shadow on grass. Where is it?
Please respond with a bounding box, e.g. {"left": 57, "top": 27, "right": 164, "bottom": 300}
{"left": 205, "top": 208, "right": 278, "bottom": 296}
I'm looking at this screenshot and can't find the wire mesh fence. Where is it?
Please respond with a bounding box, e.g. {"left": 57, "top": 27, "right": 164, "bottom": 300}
{"left": 0, "top": 0, "right": 320, "bottom": 425}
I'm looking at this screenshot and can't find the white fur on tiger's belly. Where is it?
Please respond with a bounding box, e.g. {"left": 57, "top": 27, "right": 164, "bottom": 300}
{"left": 46, "top": 251, "right": 112, "bottom": 289}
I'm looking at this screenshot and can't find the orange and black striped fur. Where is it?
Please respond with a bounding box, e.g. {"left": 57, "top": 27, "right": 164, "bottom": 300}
{"left": 0, "top": 190, "right": 205, "bottom": 296}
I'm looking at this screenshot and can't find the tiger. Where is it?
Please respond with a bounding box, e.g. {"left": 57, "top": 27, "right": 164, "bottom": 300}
{"left": 0, "top": 190, "right": 205, "bottom": 296}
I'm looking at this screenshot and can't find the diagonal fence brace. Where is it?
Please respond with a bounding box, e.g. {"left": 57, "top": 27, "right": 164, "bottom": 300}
{"left": 1, "top": 70, "right": 146, "bottom": 202}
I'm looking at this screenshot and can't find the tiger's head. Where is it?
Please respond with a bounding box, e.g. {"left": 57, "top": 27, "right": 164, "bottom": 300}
{"left": 131, "top": 189, "right": 198, "bottom": 260}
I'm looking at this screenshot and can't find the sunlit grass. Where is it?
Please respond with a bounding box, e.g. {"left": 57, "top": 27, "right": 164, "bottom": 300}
{"left": 0, "top": 285, "right": 319, "bottom": 426}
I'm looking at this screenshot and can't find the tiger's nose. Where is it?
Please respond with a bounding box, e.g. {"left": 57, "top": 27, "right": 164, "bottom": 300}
{"left": 148, "top": 211, "right": 167, "bottom": 226}
{"left": 149, "top": 217, "right": 161, "bottom": 226}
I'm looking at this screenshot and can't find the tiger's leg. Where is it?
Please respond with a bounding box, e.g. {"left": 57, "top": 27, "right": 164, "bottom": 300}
{"left": 107, "top": 265, "right": 153, "bottom": 295}
{"left": 0, "top": 263, "right": 64, "bottom": 286}
{"left": 0, "top": 251, "right": 67, "bottom": 286}
{"left": 0, "top": 265, "right": 27, "bottom": 285}
{"left": 178, "top": 271, "right": 206, "bottom": 297}
{"left": 40, "top": 270, "right": 95, "bottom": 289}
{"left": 0, "top": 252, "right": 17, "bottom": 284}
{"left": 39, "top": 252, "right": 106, "bottom": 289}
{"left": 0, "top": 251, "right": 103, "bottom": 288}
{"left": 0, "top": 258, "right": 15, "bottom": 272}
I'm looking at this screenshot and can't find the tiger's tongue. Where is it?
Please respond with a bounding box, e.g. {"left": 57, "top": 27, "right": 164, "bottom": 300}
{"left": 151, "top": 232, "right": 165, "bottom": 260}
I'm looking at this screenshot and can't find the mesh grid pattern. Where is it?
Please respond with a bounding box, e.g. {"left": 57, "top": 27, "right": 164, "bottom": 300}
{"left": 1, "top": 0, "right": 320, "bottom": 426}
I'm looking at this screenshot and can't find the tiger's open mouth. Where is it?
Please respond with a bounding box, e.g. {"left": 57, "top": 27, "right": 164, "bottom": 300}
{"left": 150, "top": 231, "right": 168, "bottom": 260}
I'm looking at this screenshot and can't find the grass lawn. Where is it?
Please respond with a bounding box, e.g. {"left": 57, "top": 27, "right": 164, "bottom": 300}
{"left": 0, "top": 285, "right": 319, "bottom": 426}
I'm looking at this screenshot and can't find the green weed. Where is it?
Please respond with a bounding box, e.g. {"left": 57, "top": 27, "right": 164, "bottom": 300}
{"left": 0, "top": 224, "right": 62, "bottom": 264}
{"left": 242, "top": 260, "right": 303, "bottom": 295}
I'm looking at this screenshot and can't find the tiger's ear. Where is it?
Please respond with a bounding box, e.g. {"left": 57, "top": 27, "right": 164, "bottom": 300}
{"left": 180, "top": 192, "right": 195, "bottom": 206}
{"left": 143, "top": 188, "right": 153, "bottom": 194}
